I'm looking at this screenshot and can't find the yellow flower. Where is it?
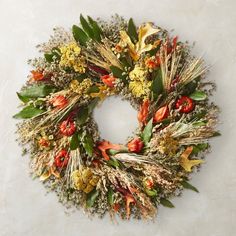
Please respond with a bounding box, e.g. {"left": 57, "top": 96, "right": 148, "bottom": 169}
{"left": 71, "top": 168, "right": 100, "bottom": 193}
{"left": 90, "top": 85, "right": 114, "bottom": 100}
{"left": 128, "top": 65, "right": 151, "bottom": 98}
{"left": 69, "top": 79, "right": 93, "bottom": 95}
{"left": 59, "top": 42, "right": 86, "bottom": 73}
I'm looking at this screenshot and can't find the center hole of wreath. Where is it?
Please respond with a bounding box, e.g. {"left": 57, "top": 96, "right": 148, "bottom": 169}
{"left": 93, "top": 96, "right": 139, "bottom": 144}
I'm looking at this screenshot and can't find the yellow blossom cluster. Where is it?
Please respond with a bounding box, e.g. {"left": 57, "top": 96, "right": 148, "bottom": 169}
{"left": 69, "top": 79, "right": 93, "bottom": 95}
{"left": 59, "top": 42, "right": 86, "bottom": 73}
{"left": 128, "top": 65, "right": 151, "bottom": 98}
{"left": 71, "top": 168, "right": 100, "bottom": 193}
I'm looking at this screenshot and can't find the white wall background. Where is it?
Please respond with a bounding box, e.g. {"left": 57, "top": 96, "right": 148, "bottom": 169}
{"left": 0, "top": 0, "right": 236, "bottom": 235}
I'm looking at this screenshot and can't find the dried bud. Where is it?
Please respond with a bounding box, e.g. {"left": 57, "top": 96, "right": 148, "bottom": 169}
{"left": 127, "top": 138, "right": 144, "bottom": 153}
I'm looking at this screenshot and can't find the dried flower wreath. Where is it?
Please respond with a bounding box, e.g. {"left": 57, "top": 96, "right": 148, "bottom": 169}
{"left": 14, "top": 15, "right": 220, "bottom": 220}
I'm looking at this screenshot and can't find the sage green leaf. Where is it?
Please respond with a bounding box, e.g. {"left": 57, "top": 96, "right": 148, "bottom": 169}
{"left": 13, "top": 105, "right": 45, "bottom": 119}
{"left": 189, "top": 91, "right": 207, "bottom": 101}
{"left": 83, "top": 133, "right": 94, "bottom": 157}
{"left": 141, "top": 118, "right": 153, "bottom": 146}
{"left": 77, "top": 107, "right": 89, "bottom": 125}
{"left": 181, "top": 180, "right": 199, "bottom": 193}
{"left": 160, "top": 198, "right": 175, "bottom": 208}
{"left": 87, "top": 16, "right": 102, "bottom": 42}
{"left": 16, "top": 92, "right": 30, "bottom": 103}
{"left": 108, "top": 187, "right": 114, "bottom": 205}
{"left": 151, "top": 68, "right": 163, "bottom": 98}
{"left": 72, "top": 25, "right": 89, "bottom": 46}
{"left": 70, "top": 132, "right": 79, "bottom": 150}
{"left": 108, "top": 148, "right": 128, "bottom": 155}
{"left": 80, "top": 14, "right": 94, "bottom": 39}
{"left": 86, "top": 189, "right": 99, "bottom": 208}
{"left": 145, "top": 189, "right": 157, "bottom": 197}
{"left": 193, "top": 121, "right": 207, "bottom": 127}
{"left": 19, "top": 84, "right": 57, "bottom": 98}
{"left": 128, "top": 18, "right": 138, "bottom": 43}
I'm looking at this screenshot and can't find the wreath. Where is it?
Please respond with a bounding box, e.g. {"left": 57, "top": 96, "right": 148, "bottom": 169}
{"left": 14, "top": 15, "right": 220, "bottom": 220}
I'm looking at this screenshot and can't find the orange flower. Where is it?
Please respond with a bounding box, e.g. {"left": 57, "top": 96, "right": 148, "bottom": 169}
{"left": 145, "top": 57, "right": 160, "bottom": 69}
{"left": 153, "top": 105, "right": 169, "bottom": 123}
{"left": 137, "top": 99, "right": 150, "bottom": 125}
{"left": 127, "top": 138, "right": 144, "bottom": 153}
{"left": 143, "top": 177, "right": 154, "bottom": 189}
{"left": 101, "top": 75, "right": 116, "bottom": 87}
{"left": 113, "top": 203, "right": 120, "bottom": 212}
{"left": 38, "top": 138, "right": 50, "bottom": 148}
{"left": 97, "top": 140, "right": 122, "bottom": 160}
{"left": 31, "top": 70, "right": 44, "bottom": 81}
{"left": 50, "top": 95, "right": 68, "bottom": 109}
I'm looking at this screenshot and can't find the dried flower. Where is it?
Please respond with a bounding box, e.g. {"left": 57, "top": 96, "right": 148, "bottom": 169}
{"left": 127, "top": 138, "right": 144, "bottom": 153}
{"left": 59, "top": 42, "right": 86, "bottom": 73}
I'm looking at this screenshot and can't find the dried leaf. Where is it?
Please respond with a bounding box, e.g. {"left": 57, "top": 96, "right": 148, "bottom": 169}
{"left": 97, "top": 141, "right": 122, "bottom": 160}
{"left": 180, "top": 146, "right": 204, "bottom": 172}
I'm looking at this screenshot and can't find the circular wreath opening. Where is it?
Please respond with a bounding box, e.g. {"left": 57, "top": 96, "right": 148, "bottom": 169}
{"left": 14, "top": 15, "right": 220, "bottom": 220}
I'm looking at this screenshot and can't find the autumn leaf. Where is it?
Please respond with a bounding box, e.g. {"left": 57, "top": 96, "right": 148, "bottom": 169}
{"left": 97, "top": 140, "right": 122, "bottom": 160}
{"left": 90, "top": 85, "right": 112, "bottom": 100}
{"left": 137, "top": 99, "right": 150, "bottom": 125}
{"left": 120, "top": 23, "right": 160, "bottom": 61}
{"left": 39, "top": 166, "right": 60, "bottom": 181}
{"left": 180, "top": 146, "right": 204, "bottom": 172}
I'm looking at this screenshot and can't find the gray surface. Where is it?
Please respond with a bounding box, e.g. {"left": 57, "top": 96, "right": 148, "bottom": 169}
{"left": 0, "top": 0, "right": 236, "bottom": 235}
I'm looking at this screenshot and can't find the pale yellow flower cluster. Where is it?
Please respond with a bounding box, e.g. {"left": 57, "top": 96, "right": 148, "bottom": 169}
{"left": 71, "top": 168, "right": 99, "bottom": 193}
{"left": 59, "top": 42, "right": 86, "bottom": 73}
{"left": 129, "top": 65, "right": 151, "bottom": 98}
{"left": 69, "top": 79, "right": 92, "bottom": 95}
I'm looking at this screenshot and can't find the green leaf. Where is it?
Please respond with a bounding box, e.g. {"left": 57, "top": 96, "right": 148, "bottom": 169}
{"left": 44, "top": 48, "right": 61, "bottom": 63}
{"left": 110, "top": 66, "right": 127, "bottom": 83}
{"left": 77, "top": 107, "right": 89, "bottom": 125}
{"left": 160, "top": 198, "right": 175, "bottom": 208}
{"left": 145, "top": 189, "right": 158, "bottom": 197}
{"left": 83, "top": 133, "right": 94, "bottom": 157}
{"left": 19, "top": 84, "right": 57, "bottom": 98}
{"left": 212, "top": 131, "right": 221, "bottom": 137}
{"left": 108, "top": 148, "right": 128, "bottom": 155}
{"left": 193, "top": 121, "right": 207, "bottom": 127}
{"left": 181, "top": 180, "right": 199, "bottom": 193}
{"left": 108, "top": 187, "right": 114, "bottom": 205}
{"left": 192, "top": 143, "right": 209, "bottom": 155}
{"left": 87, "top": 16, "right": 102, "bottom": 42}
{"left": 182, "top": 78, "right": 199, "bottom": 95}
{"left": 151, "top": 68, "right": 163, "bottom": 99}
{"left": 87, "top": 85, "right": 99, "bottom": 94}
{"left": 13, "top": 105, "right": 45, "bottom": 119}
{"left": 128, "top": 18, "right": 138, "bottom": 43}
{"left": 189, "top": 91, "right": 207, "bottom": 101}
{"left": 44, "top": 53, "right": 54, "bottom": 63}
{"left": 80, "top": 14, "right": 94, "bottom": 39}
{"left": 107, "top": 157, "right": 120, "bottom": 168}
{"left": 70, "top": 132, "right": 80, "bottom": 150}
{"left": 16, "top": 92, "right": 30, "bottom": 103}
{"left": 88, "top": 98, "right": 99, "bottom": 112}
{"left": 141, "top": 118, "right": 153, "bottom": 146}
{"left": 72, "top": 25, "right": 89, "bottom": 46}
{"left": 86, "top": 189, "right": 99, "bottom": 208}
